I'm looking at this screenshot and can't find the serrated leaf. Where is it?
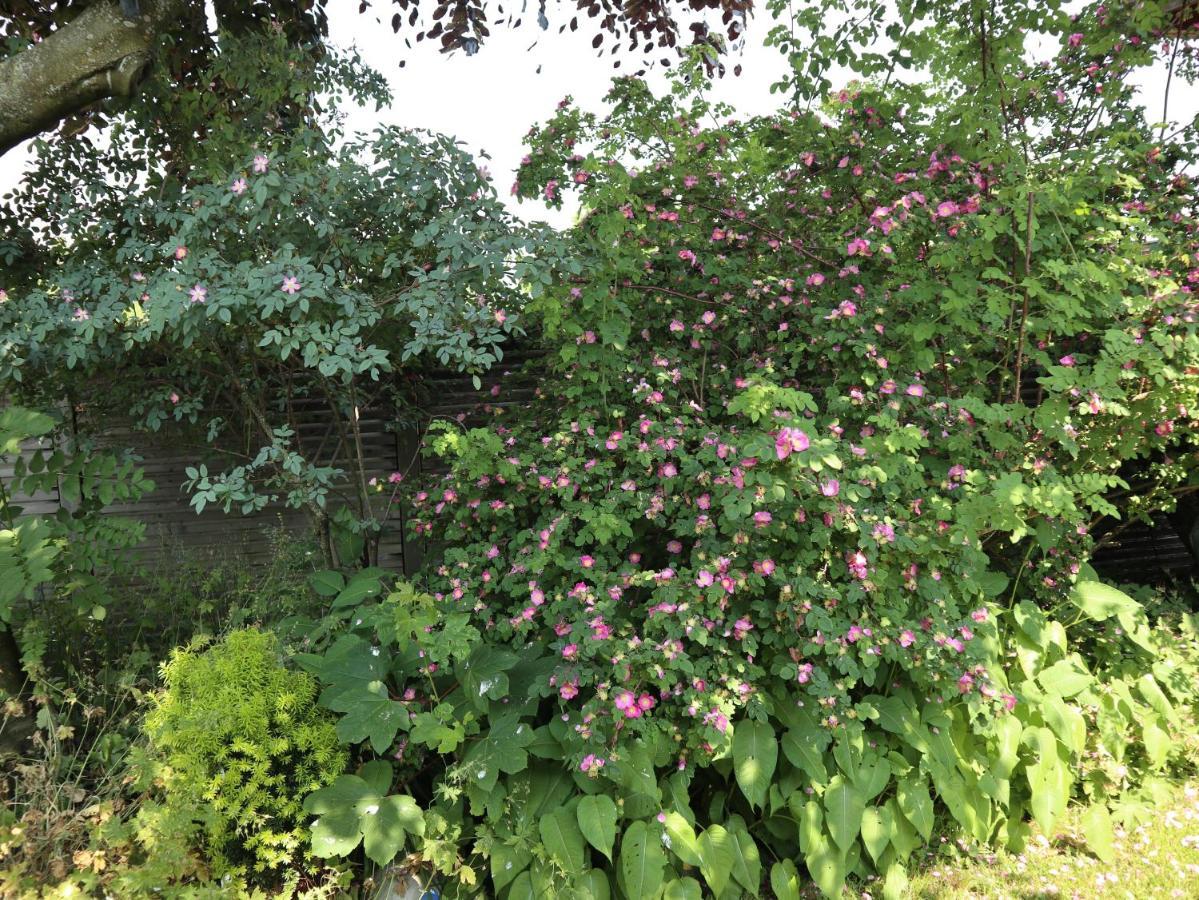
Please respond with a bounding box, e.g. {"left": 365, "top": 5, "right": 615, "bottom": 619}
{"left": 361, "top": 794, "right": 423, "bottom": 867}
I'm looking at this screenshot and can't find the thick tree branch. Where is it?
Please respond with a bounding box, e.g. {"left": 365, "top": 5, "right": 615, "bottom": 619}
{"left": 0, "top": 0, "right": 183, "bottom": 158}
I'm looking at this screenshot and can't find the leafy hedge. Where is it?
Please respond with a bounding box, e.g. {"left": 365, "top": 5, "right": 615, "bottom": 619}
{"left": 290, "top": 9, "right": 1199, "bottom": 894}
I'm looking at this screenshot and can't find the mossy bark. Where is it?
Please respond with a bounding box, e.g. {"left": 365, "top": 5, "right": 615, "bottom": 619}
{"left": 0, "top": 0, "right": 183, "bottom": 158}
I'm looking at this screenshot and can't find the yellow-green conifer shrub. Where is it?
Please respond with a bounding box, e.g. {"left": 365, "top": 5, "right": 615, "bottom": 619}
{"left": 144, "top": 628, "right": 347, "bottom": 883}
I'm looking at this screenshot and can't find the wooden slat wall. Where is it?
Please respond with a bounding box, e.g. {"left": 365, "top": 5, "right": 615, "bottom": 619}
{"left": 5, "top": 344, "right": 1194, "bottom": 582}
{"left": 2, "top": 346, "right": 548, "bottom": 576}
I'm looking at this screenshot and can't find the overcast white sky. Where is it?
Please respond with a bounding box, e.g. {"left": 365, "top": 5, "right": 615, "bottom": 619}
{"left": 0, "top": 6, "right": 1195, "bottom": 230}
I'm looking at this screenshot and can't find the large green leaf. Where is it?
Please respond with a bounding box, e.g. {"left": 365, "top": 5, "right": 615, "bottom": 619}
{"left": 733, "top": 719, "right": 778, "bottom": 810}
{"left": 1070, "top": 580, "right": 1139, "bottom": 621}
{"left": 770, "top": 859, "right": 801, "bottom": 900}
{"left": 1082, "top": 803, "right": 1115, "bottom": 863}
{"left": 661, "top": 810, "right": 701, "bottom": 866}
{"left": 618, "top": 821, "right": 665, "bottom": 899}
{"left": 896, "top": 774, "right": 933, "bottom": 841}
{"left": 361, "top": 794, "right": 424, "bottom": 866}
{"left": 540, "top": 806, "right": 586, "bottom": 873}
{"left": 824, "top": 776, "right": 865, "bottom": 851}
{"left": 860, "top": 806, "right": 893, "bottom": 865}
{"left": 577, "top": 794, "right": 618, "bottom": 862}
{"left": 1038, "top": 656, "right": 1093, "bottom": 698}
{"left": 697, "top": 824, "right": 736, "bottom": 896}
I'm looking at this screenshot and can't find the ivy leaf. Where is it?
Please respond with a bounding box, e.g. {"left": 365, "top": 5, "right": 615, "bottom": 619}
{"left": 732, "top": 719, "right": 777, "bottom": 810}
{"left": 577, "top": 794, "right": 618, "bottom": 862}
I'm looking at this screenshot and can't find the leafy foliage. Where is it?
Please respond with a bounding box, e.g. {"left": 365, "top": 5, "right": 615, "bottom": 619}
{"left": 291, "top": 1, "right": 1199, "bottom": 895}
{"left": 142, "top": 628, "right": 347, "bottom": 884}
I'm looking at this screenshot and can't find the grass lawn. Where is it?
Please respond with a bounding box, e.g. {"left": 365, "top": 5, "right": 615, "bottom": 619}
{"left": 893, "top": 782, "right": 1199, "bottom": 899}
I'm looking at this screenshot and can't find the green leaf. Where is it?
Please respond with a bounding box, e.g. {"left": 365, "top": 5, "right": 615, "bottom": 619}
{"left": 733, "top": 719, "right": 778, "bottom": 810}
{"left": 860, "top": 806, "right": 893, "bottom": 865}
{"left": 824, "top": 776, "right": 865, "bottom": 851}
{"left": 728, "top": 823, "right": 762, "bottom": 893}
{"left": 883, "top": 860, "right": 910, "bottom": 900}
{"left": 540, "top": 806, "right": 586, "bottom": 873}
{"left": 1071, "top": 580, "right": 1140, "bottom": 621}
{"left": 577, "top": 794, "right": 618, "bottom": 863}
{"left": 896, "top": 774, "right": 933, "bottom": 841}
{"left": 578, "top": 869, "right": 611, "bottom": 900}
{"left": 1038, "top": 656, "right": 1093, "bottom": 698}
{"left": 697, "top": 824, "right": 736, "bottom": 896}
{"left": 770, "top": 860, "right": 801, "bottom": 900}
{"left": 1082, "top": 803, "right": 1115, "bottom": 863}
{"left": 309, "top": 570, "right": 345, "bottom": 597}
{"left": 331, "top": 681, "right": 408, "bottom": 753}
{"left": 662, "top": 878, "right": 702, "bottom": 900}
{"left": 618, "top": 821, "right": 665, "bottom": 900}
{"left": 661, "top": 810, "right": 701, "bottom": 867}
{"left": 361, "top": 794, "right": 423, "bottom": 867}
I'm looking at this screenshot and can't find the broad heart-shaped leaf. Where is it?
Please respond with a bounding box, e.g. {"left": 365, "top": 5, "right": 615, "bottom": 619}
{"left": 662, "top": 877, "right": 702, "bottom": 900}
{"left": 1070, "top": 580, "right": 1139, "bottom": 622}
{"left": 540, "top": 805, "right": 586, "bottom": 873}
{"left": 308, "top": 569, "right": 345, "bottom": 598}
{"left": 1024, "top": 726, "right": 1069, "bottom": 833}
{"left": 824, "top": 776, "right": 865, "bottom": 851}
{"left": 331, "top": 567, "right": 387, "bottom": 608}
{"left": 697, "top": 823, "right": 736, "bottom": 896}
{"left": 727, "top": 820, "right": 762, "bottom": 893}
{"left": 661, "top": 810, "right": 701, "bottom": 866}
{"left": 361, "top": 794, "right": 424, "bottom": 867}
{"left": 1037, "top": 655, "right": 1094, "bottom": 698}
{"left": 806, "top": 837, "right": 847, "bottom": 899}
{"left": 860, "top": 805, "right": 893, "bottom": 865}
{"left": 618, "top": 821, "right": 665, "bottom": 899}
{"left": 577, "top": 794, "right": 618, "bottom": 862}
{"left": 732, "top": 719, "right": 778, "bottom": 810}
{"left": 781, "top": 726, "right": 829, "bottom": 783}
{"left": 770, "top": 859, "right": 801, "bottom": 900}
{"left": 329, "top": 680, "right": 408, "bottom": 753}
{"left": 896, "top": 774, "right": 934, "bottom": 841}
{"left": 1082, "top": 803, "right": 1115, "bottom": 863}
{"left": 579, "top": 868, "right": 611, "bottom": 900}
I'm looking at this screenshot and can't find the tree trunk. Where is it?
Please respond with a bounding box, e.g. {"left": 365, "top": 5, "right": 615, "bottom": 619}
{"left": 0, "top": 622, "right": 34, "bottom": 755}
{"left": 0, "top": 0, "right": 183, "bottom": 158}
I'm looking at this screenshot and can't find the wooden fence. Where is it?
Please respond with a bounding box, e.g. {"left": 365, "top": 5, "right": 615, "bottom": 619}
{"left": 4, "top": 343, "right": 1195, "bottom": 581}
{"left": 3, "top": 345, "right": 547, "bottom": 577}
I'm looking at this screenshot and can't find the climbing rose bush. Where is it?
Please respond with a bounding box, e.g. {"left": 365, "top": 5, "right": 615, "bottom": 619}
{"left": 300, "top": 4, "right": 1199, "bottom": 897}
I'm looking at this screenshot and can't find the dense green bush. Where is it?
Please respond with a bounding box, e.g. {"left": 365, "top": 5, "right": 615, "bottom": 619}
{"left": 291, "top": 2, "right": 1199, "bottom": 897}
{"left": 143, "top": 628, "right": 346, "bottom": 885}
